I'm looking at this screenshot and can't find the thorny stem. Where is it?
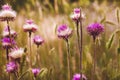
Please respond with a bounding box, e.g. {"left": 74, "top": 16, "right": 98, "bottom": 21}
{"left": 79, "top": 9, "right": 83, "bottom": 80}
{"left": 66, "top": 39, "right": 72, "bottom": 80}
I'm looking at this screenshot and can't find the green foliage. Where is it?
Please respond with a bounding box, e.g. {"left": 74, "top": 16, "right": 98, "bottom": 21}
{"left": 106, "top": 33, "right": 115, "bottom": 49}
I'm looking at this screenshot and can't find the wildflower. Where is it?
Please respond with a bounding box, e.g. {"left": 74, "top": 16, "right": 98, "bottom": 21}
{"left": 70, "top": 8, "right": 85, "bottom": 22}
{"left": 6, "top": 61, "right": 18, "bottom": 73}
{"left": 72, "top": 74, "right": 87, "bottom": 80}
{"left": 87, "top": 23, "right": 104, "bottom": 40}
{"left": 57, "top": 24, "right": 73, "bottom": 40}
{"left": 33, "top": 35, "right": 44, "bottom": 47}
{"left": 0, "top": 4, "right": 16, "bottom": 21}
{"left": 2, "top": 37, "right": 15, "bottom": 49}
{"left": 9, "top": 48, "right": 24, "bottom": 59}
{"left": 32, "top": 68, "right": 40, "bottom": 77}
{"left": 23, "top": 19, "right": 38, "bottom": 33}
{"left": 2, "top": 26, "right": 17, "bottom": 38}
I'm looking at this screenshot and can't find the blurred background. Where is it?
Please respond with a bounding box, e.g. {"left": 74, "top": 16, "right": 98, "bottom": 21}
{"left": 0, "top": 0, "right": 120, "bottom": 80}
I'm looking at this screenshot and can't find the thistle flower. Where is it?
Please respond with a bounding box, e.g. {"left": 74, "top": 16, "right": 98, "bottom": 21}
{"left": 57, "top": 24, "right": 73, "bottom": 40}
{"left": 2, "top": 26, "right": 17, "bottom": 38}
{"left": 33, "top": 35, "right": 44, "bottom": 47}
{"left": 70, "top": 8, "right": 85, "bottom": 22}
{"left": 6, "top": 61, "right": 18, "bottom": 73}
{"left": 9, "top": 48, "right": 24, "bottom": 59}
{"left": 87, "top": 23, "right": 104, "bottom": 40}
{"left": 72, "top": 74, "right": 87, "bottom": 80}
{"left": 0, "top": 4, "right": 16, "bottom": 21}
{"left": 2, "top": 37, "right": 16, "bottom": 49}
{"left": 32, "top": 68, "right": 40, "bottom": 77}
{"left": 23, "top": 19, "right": 38, "bottom": 33}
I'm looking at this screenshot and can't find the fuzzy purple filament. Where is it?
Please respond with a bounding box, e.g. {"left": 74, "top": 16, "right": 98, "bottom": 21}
{"left": 72, "top": 74, "right": 87, "bottom": 80}
{"left": 6, "top": 61, "right": 18, "bottom": 73}
{"left": 87, "top": 23, "right": 104, "bottom": 40}
{"left": 57, "top": 24, "right": 72, "bottom": 40}
{"left": 33, "top": 35, "right": 44, "bottom": 47}
{"left": 32, "top": 68, "right": 40, "bottom": 77}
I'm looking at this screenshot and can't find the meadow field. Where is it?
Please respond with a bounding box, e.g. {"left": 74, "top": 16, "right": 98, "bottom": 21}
{"left": 0, "top": 0, "right": 120, "bottom": 80}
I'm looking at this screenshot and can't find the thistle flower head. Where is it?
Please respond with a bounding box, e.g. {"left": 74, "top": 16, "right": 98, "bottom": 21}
{"left": 0, "top": 4, "right": 16, "bottom": 21}
{"left": 33, "top": 35, "right": 44, "bottom": 47}
{"left": 87, "top": 23, "right": 104, "bottom": 40}
{"left": 57, "top": 24, "right": 73, "bottom": 40}
{"left": 32, "top": 68, "right": 40, "bottom": 77}
{"left": 23, "top": 19, "right": 38, "bottom": 33}
{"left": 2, "top": 4, "right": 11, "bottom": 10}
{"left": 73, "top": 74, "right": 87, "bottom": 80}
{"left": 9, "top": 48, "right": 24, "bottom": 59}
{"left": 74, "top": 8, "right": 80, "bottom": 14}
{"left": 6, "top": 61, "right": 18, "bottom": 73}
{"left": 2, "top": 37, "right": 16, "bottom": 49}
{"left": 70, "top": 8, "right": 85, "bottom": 22}
{"left": 3, "top": 26, "right": 17, "bottom": 38}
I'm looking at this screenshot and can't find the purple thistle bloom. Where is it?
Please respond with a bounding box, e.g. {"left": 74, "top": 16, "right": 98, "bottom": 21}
{"left": 70, "top": 8, "right": 85, "bottom": 21}
{"left": 2, "top": 4, "right": 11, "bottom": 10}
{"left": 57, "top": 24, "right": 73, "bottom": 40}
{"left": 2, "top": 26, "right": 17, "bottom": 38}
{"left": 74, "top": 8, "right": 80, "bottom": 14}
{"left": 32, "top": 68, "right": 40, "bottom": 77}
{"left": 33, "top": 35, "right": 44, "bottom": 47}
{"left": 73, "top": 74, "right": 87, "bottom": 80}
{"left": 0, "top": 4, "right": 16, "bottom": 21}
{"left": 87, "top": 23, "right": 104, "bottom": 40}
{"left": 23, "top": 19, "right": 38, "bottom": 33}
{"left": 6, "top": 61, "right": 18, "bottom": 73}
{"left": 2, "top": 37, "right": 16, "bottom": 49}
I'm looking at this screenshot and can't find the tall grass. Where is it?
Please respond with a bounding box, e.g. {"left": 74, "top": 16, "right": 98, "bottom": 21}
{"left": 0, "top": 0, "right": 120, "bottom": 80}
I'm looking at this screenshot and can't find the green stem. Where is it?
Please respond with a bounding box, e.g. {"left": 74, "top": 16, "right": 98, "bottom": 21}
{"left": 6, "top": 48, "right": 9, "bottom": 62}
{"left": 29, "top": 32, "right": 32, "bottom": 68}
{"left": 37, "top": 46, "right": 40, "bottom": 67}
{"left": 7, "top": 20, "right": 11, "bottom": 80}
{"left": 79, "top": 9, "right": 83, "bottom": 80}
{"left": 66, "top": 39, "right": 72, "bottom": 80}
{"left": 93, "top": 38, "right": 96, "bottom": 80}
{"left": 76, "top": 20, "right": 81, "bottom": 72}
{"left": 18, "top": 69, "right": 30, "bottom": 80}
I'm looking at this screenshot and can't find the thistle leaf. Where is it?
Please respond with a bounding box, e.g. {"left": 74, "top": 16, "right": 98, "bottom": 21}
{"left": 117, "top": 47, "right": 120, "bottom": 54}
{"left": 100, "top": 16, "right": 106, "bottom": 23}
{"left": 105, "top": 21, "right": 116, "bottom": 25}
{"left": 18, "top": 69, "right": 31, "bottom": 80}
{"left": 106, "top": 33, "right": 115, "bottom": 49}
{"left": 115, "top": 29, "right": 120, "bottom": 36}
{"left": 38, "top": 68, "right": 48, "bottom": 78}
